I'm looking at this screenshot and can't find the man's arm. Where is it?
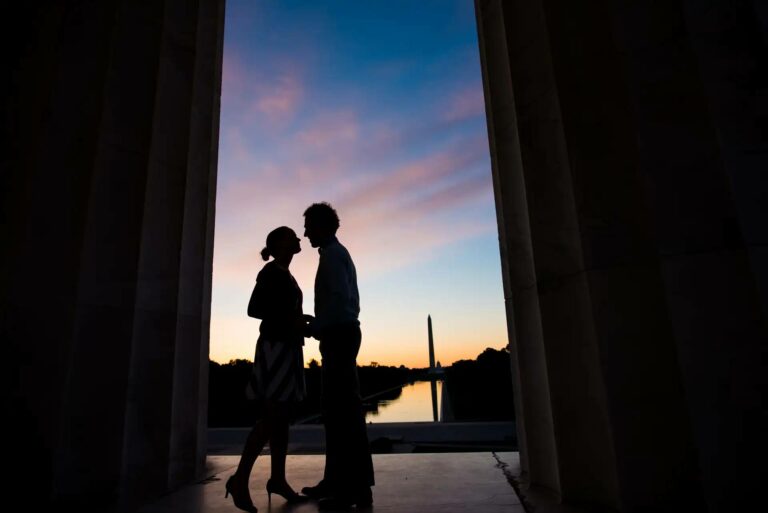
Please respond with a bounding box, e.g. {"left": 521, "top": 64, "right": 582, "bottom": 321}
{"left": 310, "top": 250, "right": 353, "bottom": 336}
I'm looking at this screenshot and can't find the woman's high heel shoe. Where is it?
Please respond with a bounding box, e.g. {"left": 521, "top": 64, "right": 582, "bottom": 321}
{"left": 266, "top": 478, "right": 309, "bottom": 504}
{"left": 225, "top": 474, "right": 258, "bottom": 513}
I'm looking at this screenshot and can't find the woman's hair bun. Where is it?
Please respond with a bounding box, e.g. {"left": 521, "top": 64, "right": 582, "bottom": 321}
{"left": 260, "top": 247, "right": 271, "bottom": 261}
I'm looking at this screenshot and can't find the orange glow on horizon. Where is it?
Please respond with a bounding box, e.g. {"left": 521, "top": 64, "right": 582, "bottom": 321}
{"left": 208, "top": 346, "right": 508, "bottom": 370}
{"left": 208, "top": 314, "right": 509, "bottom": 369}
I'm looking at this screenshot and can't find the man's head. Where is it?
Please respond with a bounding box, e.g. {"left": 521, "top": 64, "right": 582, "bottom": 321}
{"left": 303, "top": 202, "right": 340, "bottom": 248}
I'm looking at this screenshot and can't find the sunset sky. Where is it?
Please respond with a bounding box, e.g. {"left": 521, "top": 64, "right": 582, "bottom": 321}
{"left": 210, "top": 0, "right": 509, "bottom": 368}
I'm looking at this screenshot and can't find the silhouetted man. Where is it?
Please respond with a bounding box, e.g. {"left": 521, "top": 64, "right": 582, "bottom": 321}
{"left": 301, "top": 202, "right": 374, "bottom": 509}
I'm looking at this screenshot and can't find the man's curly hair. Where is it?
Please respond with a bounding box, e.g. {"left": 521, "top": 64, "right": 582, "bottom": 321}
{"left": 303, "top": 202, "right": 340, "bottom": 232}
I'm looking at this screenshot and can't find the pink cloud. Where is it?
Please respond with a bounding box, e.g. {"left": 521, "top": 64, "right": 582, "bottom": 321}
{"left": 295, "top": 111, "right": 359, "bottom": 149}
{"left": 215, "top": 131, "right": 490, "bottom": 227}
{"left": 349, "top": 89, "right": 487, "bottom": 163}
{"left": 221, "top": 50, "right": 246, "bottom": 94}
{"left": 213, "top": 198, "right": 494, "bottom": 291}
{"left": 214, "top": 63, "right": 494, "bottom": 289}
{"left": 443, "top": 85, "right": 486, "bottom": 123}
{"left": 253, "top": 73, "right": 303, "bottom": 122}
{"left": 340, "top": 216, "right": 494, "bottom": 278}
{"left": 220, "top": 47, "right": 305, "bottom": 126}
{"left": 212, "top": 133, "right": 494, "bottom": 292}
{"left": 336, "top": 135, "right": 489, "bottom": 214}
{"left": 216, "top": 108, "right": 370, "bottom": 210}
{"left": 401, "top": 173, "right": 492, "bottom": 216}
{"left": 222, "top": 127, "right": 252, "bottom": 167}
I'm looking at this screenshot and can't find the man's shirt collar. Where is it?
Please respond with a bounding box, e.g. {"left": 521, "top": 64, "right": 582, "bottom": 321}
{"left": 317, "top": 235, "right": 338, "bottom": 254}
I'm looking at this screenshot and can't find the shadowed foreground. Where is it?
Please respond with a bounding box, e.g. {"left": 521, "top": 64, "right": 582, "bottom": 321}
{"left": 137, "top": 452, "right": 523, "bottom": 513}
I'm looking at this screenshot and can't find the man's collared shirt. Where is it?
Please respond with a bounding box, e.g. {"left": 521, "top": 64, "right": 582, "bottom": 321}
{"left": 313, "top": 236, "right": 360, "bottom": 332}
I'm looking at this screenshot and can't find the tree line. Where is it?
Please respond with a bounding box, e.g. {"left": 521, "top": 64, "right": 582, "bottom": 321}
{"left": 208, "top": 347, "right": 515, "bottom": 427}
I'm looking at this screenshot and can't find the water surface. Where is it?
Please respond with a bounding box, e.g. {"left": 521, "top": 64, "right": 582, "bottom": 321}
{"left": 365, "top": 380, "right": 443, "bottom": 423}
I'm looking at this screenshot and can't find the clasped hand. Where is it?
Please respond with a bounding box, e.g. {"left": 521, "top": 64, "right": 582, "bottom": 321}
{"left": 299, "top": 314, "right": 317, "bottom": 339}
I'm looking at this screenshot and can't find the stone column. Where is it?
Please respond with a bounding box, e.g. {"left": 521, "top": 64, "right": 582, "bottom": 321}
{"left": 475, "top": 0, "right": 561, "bottom": 498}
{"left": 607, "top": 2, "right": 767, "bottom": 510}
{"left": 476, "top": 0, "right": 766, "bottom": 511}
{"left": 169, "top": 0, "right": 224, "bottom": 492}
{"left": 1, "top": 1, "right": 225, "bottom": 510}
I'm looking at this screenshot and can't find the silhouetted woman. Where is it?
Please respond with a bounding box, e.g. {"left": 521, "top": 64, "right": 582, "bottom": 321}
{"left": 225, "top": 226, "right": 308, "bottom": 512}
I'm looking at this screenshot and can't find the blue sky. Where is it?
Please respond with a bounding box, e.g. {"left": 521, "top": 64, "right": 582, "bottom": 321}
{"left": 211, "top": 0, "right": 509, "bottom": 367}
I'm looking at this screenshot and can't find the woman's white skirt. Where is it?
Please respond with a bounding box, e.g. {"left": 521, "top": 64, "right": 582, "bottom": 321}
{"left": 246, "top": 336, "right": 306, "bottom": 403}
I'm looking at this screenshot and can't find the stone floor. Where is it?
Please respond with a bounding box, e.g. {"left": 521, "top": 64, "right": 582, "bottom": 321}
{"left": 137, "top": 452, "right": 524, "bottom": 513}
{"left": 209, "top": 422, "right": 517, "bottom": 455}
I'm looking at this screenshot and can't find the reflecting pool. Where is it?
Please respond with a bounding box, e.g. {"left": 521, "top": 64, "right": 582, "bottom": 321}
{"left": 364, "top": 380, "right": 444, "bottom": 423}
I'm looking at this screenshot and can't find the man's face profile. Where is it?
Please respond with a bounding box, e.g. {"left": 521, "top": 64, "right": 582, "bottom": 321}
{"left": 304, "top": 219, "right": 321, "bottom": 248}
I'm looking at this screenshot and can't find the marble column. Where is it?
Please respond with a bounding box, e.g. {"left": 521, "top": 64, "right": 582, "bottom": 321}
{"left": 607, "top": 2, "right": 767, "bottom": 510}
{"left": 1, "top": 1, "right": 225, "bottom": 511}
{"left": 475, "top": 0, "right": 765, "bottom": 511}
{"left": 475, "top": 0, "right": 561, "bottom": 498}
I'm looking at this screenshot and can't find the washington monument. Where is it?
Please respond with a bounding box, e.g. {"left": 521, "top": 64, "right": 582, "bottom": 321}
{"left": 427, "top": 314, "right": 436, "bottom": 371}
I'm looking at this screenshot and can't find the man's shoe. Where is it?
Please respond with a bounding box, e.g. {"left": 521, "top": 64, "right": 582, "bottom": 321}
{"left": 318, "top": 489, "right": 372, "bottom": 510}
{"left": 301, "top": 481, "right": 331, "bottom": 500}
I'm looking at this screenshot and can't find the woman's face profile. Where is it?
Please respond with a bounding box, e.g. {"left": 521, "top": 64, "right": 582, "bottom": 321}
{"left": 276, "top": 230, "right": 301, "bottom": 256}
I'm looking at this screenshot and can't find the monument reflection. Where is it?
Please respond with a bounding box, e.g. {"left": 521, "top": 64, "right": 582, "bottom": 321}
{"left": 365, "top": 381, "right": 445, "bottom": 423}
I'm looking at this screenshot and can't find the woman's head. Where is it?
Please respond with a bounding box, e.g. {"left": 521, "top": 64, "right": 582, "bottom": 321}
{"left": 261, "top": 226, "right": 301, "bottom": 261}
